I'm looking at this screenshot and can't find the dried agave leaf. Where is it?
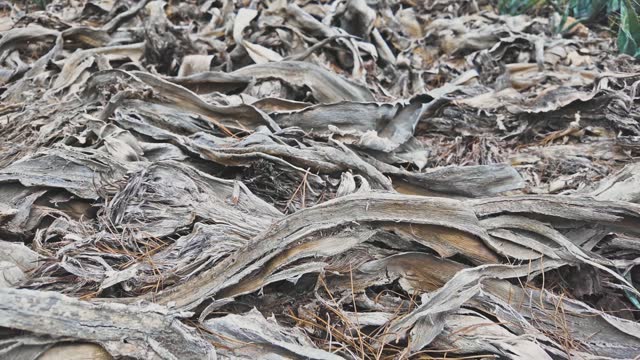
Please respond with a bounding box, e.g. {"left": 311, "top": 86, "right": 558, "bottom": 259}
{"left": 338, "top": 0, "right": 376, "bottom": 38}
{"left": 0, "top": 335, "right": 74, "bottom": 360}
{"left": 61, "top": 27, "right": 111, "bottom": 48}
{"left": 0, "top": 25, "right": 59, "bottom": 61}
{"left": 177, "top": 54, "right": 214, "bottom": 77}
{"left": 38, "top": 343, "right": 112, "bottom": 360}
{"left": 105, "top": 161, "right": 281, "bottom": 238}
{"left": 0, "top": 241, "right": 40, "bottom": 288}
{"left": 0, "top": 148, "right": 129, "bottom": 200}
{"left": 203, "top": 308, "right": 341, "bottom": 360}
{"left": 164, "top": 71, "right": 250, "bottom": 94}
{"left": 372, "top": 252, "right": 640, "bottom": 357}
{"left": 386, "top": 163, "right": 525, "bottom": 197}
{"left": 251, "top": 97, "right": 313, "bottom": 112}
{"left": 52, "top": 43, "right": 144, "bottom": 93}
{"left": 379, "top": 258, "right": 567, "bottom": 352}
{"left": 384, "top": 223, "right": 499, "bottom": 264}
{"left": 0, "top": 187, "right": 49, "bottom": 238}
{"left": 120, "top": 193, "right": 488, "bottom": 310}
{"left": 481, "top": 278, "right": 640, "bottom": 358}
{"left": 232, "top": 8, "right": 258, "bottom": 45}
{"left": 273, "top": 95, "right": 429, "bottom": 152}
{"left": 431, "top": 309, "right": 552, "bottom": 360}
{"left": 84, "top": 69, "right": 280, "bottom": 132}
{"left": 101, "top": 0, "right": 151, "bottom": 33}
{"left": 471, "top": 195, "right": 640, "bottom": 235}
{"left": 0, "top": 288, "right": 216, "bottom": 359}
{"left": 590, "top": 163, "right": 640, "bottom": 202}
{"left": 284, "top": 3, "right": 366, "bottom": 79}
{"left": 242, "top": 40, "right": 284, "bottom": 64}
{"left": 185, "top": 131, "right": 391, "bottom": 190}
{"left": 232, "top": 61, "right": 374, "bottom": 103}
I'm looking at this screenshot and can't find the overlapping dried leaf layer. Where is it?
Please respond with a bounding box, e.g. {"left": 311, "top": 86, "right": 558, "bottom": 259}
{"left": 1, "top": 0, "right": 640, "bottom": 359}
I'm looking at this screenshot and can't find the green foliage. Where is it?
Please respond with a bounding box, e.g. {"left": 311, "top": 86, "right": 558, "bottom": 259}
{"left": 497, "top": 0, "right": 546, "bottom": 15}
{"left": 565, "top": 0, "right": 610, "bottom": 21}
{"left": 618, "top": 0, "right": 640, "bottom": 57}
{"left": 554, "top": 5, "right": 579, "bottom": 34}
{"left": 564, "top": 0, "right": 640, "bottom": 57}
{"left": 497, "top": 0, "right": 640, "bottom": 58}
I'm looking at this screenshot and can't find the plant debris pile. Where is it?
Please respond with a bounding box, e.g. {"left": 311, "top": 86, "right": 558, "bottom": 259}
{"left": 1, "top": 0, "right": 640, "bottom": 359}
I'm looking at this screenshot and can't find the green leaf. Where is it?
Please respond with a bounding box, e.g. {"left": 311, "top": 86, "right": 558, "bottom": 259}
{"left": 568, "top": 0, "right": 608, "bottom": 22}
{"left": 618, "top": 0, "right": 640, "bottom": 57}
{"left": 498, "top": 0, "right": 545, "bottom": 15}
{"left": 607, "top": 0, "right": 622, "bottom": 14}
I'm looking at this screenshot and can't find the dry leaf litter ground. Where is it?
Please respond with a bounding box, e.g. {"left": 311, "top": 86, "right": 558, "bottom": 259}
{"left": 1, "top": 0, "right": 640, "bottom": 359}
